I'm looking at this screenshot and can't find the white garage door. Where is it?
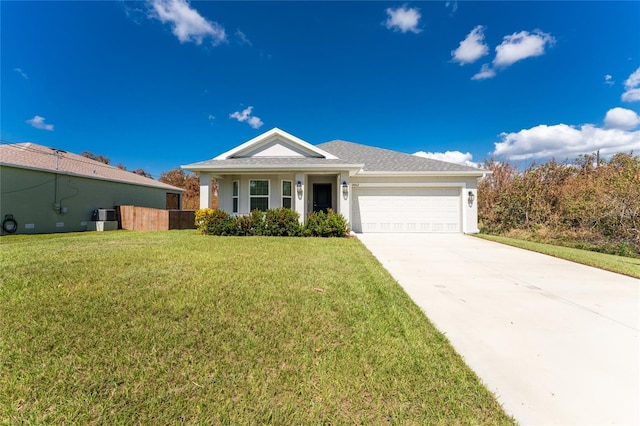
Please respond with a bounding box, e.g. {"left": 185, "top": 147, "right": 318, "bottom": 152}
{"left": 352, "top": 187, "right": 461, "bottom": 233}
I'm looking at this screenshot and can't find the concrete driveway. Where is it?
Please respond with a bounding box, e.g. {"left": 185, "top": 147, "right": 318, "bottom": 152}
{"left": 357, "top": 233, "right": 639, "bottom": 426}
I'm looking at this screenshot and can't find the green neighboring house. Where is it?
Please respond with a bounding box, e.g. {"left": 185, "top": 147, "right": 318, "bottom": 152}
{"left": 0, "top": 143, "right": 183, "bottom": 235}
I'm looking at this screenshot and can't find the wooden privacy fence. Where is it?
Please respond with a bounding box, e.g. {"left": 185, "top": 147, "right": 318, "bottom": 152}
{"left": 117, "top": 206, "right": 196, "bottom": 231}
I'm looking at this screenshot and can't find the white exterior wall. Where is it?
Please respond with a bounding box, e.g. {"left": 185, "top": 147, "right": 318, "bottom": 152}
{"left": 204, "top": 173, "right": 479, "bottom": 233}
{"left": 211, "top": 172, "right": 354, "bottom": 225}
{"left": 294, "top": 173, "right": 305, "bottom": 223}
{"left": 199, "top": 173, "right": 213, "bottom": 209}
{"left": 338, "top": 172, "right": 351, "bottom": 229}
{"left": 350, "top": 175, "right": 480, "bottom": 233}
{"left": 215, "top": 173, "right": 298, "bottom": 215}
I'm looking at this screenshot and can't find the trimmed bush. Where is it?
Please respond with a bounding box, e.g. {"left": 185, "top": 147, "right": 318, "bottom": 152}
{"left": 195, "top": 208, "right": 349, "bottom": 238}
{"left": 195, "top": 208, "right": 214, "bottom": 235}
{"left": 305, "top": 209, "right": 349, "bottom": 238}
{"left": 263, "top": 208, "right": 302, "bottom": 236}
{"left": 194, "top": 208, "right": 234, "bottom": 236}
{"left": 236, "top": 210, "right": 264, "bottom": 236}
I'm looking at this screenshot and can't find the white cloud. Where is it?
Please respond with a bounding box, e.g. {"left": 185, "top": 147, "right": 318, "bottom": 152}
{"left": 493, "top": 30, "right": 555, "bottom": 68}
{"left": 229, "top": 106, "right": 263, "bottom": 129}
{"left": 445, "top": 1, "right": 458, "bottom": 13}
{"left": 247, "top": 116, "right": 263, "bottom": 129}
{"left": 14, "top": 68, "right": 28, "bottom": 79}
{"left": 414, "top": 150, "right": 477, "bottom": 167}
{"left": 604, "top": 107, "right": 640, "bottom": 130}
{"left": 208, "top": 114, "right": 215, "bottom": 120}
{"left": 149, "top": 0, "right": 226, "bottom": 45}
{"left": 471, "top": 63, "right": 496, "bottom": 80}
{"left": 120, "top": 0, "right": 146, "bottom": 24}
{"left": 384, "top": 5, "right": 422, "bottom": 34}
{"left": 604, "top": 74, "right": 614, "bottom": 86}
{"left": 493, "top": 121, "right": 640, "bottom": 161}
{"left": 452, "top": 25, "right": 489, "bottom": 65}
{"left": 26, "top": 115, "right": 54, "bottom": 131}
{"left": 622, "top": 89, "right": 640, "bottom": 103}
{"left": 622, "top": 66, "right": 640, "bottom": 102}
{"left": 236, "top": 29, "right": 252, "bottom": 46}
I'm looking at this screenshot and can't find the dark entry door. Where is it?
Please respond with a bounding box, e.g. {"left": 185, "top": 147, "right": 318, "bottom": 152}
{"left": 313, "top": 183, "right": 332, "bottom": 213}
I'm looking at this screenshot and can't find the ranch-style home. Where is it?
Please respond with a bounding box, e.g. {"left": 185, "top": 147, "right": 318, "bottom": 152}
{"left": 182, "top": 128, "right": 488, "bottom": 233}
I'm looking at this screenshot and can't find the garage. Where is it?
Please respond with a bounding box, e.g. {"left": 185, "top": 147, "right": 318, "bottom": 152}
{"left": 351, "top": 187, "right": 461, "bottom": 233}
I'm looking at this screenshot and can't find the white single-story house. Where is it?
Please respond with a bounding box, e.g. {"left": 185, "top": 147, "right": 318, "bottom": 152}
{"left": 0, "top": 142, "right": 183, "bottom": 235}
{"left": 182, "top": 128, "right": 488, "bottom": 233}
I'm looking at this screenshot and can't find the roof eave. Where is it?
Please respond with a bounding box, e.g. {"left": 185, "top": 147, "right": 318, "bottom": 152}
{"left": 181, "top": 163, "right": 364, "bottom": 174}
{"left": 355, "top": 170, "right": 490, "bottom": 177}
{"left": 1, "top": 163, "right": 184, "bottom": 192}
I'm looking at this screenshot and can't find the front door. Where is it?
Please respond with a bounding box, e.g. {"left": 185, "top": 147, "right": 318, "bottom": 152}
{"left": 313, "top": 183, "right": 332, "bottom": 213}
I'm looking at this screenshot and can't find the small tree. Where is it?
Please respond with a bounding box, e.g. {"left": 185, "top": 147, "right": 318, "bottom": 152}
{"left": 131, "top": 168, "right": 153, "bottom": 179}
{"left": 159, "top": 167, "right": 201, "bottom": 210}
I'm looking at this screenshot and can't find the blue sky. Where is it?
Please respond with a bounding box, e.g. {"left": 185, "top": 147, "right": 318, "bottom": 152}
{"left": 2, "top": 1, "right": 639, "bottom": 178}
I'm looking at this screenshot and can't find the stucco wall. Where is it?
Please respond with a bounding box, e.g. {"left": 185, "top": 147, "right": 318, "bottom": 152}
{"left": 217, "top": 173, "right": 298, "bottom": 215}
{"left": 0, "top": 166, "right": 180, "bottom": 235}
{"left": 350, "top": 174, "right": 481, "bottom": 233}
{"left": 351, "top": 175, "right": 479, "bottom": 188}
{"left": 201, "top": 172, "right": 481, "bottom": 233}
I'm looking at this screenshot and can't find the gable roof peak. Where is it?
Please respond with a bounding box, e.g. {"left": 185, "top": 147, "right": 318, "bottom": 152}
{"left": 214, "top": 128, "right": 338, "bottom": 160}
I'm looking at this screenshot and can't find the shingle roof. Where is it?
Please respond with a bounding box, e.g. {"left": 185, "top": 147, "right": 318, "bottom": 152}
{"left": 317, "top": 140, "right": 483, "bottom": 173}
{"left": 0, "top": 143, "right": 182, "bottom": 192}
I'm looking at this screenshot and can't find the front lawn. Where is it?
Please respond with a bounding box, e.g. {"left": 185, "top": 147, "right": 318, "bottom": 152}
{"left": 0, "top": 231, "right": 514, "bottom": 424}
{"left": 474, "top": 233, "right": 640, "bottom": 279}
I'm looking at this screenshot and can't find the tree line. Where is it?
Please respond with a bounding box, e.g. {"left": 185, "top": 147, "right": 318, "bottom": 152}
{"left": 84, "top": 149, "right": 639, "bottom": 256}
{"left": 478, "top": 152, "right": 640, "bottom": 256}
{"left": 80, "top": 151, "right": 154, "bottom": 179}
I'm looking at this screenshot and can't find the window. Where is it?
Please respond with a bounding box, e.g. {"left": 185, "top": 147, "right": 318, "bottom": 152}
{"left": 232, "top": 181, "right": 239, "bottom": 213}
{"left": 282, "top": 180, "right": 292, "bottom": 209}
{"left": 249, "top": 179, "right": 269, "bottom": 211}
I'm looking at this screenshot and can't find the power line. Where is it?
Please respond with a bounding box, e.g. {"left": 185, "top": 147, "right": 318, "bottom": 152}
{"left": 0, "top": 177, "right": 56, "bottom": 195}
{"left": 1, "top": 140, "right": 162, "bottom": 180}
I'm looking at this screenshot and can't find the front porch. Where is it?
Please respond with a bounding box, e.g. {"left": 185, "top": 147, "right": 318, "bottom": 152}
{"left": 199, "top": 172, "right": 351, "bottom": 224}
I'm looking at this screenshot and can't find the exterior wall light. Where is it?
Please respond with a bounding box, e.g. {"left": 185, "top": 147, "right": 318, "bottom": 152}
{"left": 468, "top": 191, "right": 475, "bottom": 207}
{"left": 342, "top": 181, "right": 349, "bottom": 197}
{"left": 296, "top": 181, "right": 303, "bottom": 198}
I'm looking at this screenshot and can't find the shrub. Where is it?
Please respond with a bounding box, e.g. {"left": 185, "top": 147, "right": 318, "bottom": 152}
{"left": 304, "top": 209, "right": 349, "bottom": 237}
{"left": 195, "top": 208, "right": 234, "bottom": 236}
{"left": 195, "top": 208, "right": 214, "bottom": 235}
{"left": 263, "top": 208, "right": 302, "bottom": 236}
{"left": 236, "top": 210, "right": 264, "bottom": 236}
{"left": 324, "top": 209, "right": 350, "bottom": 237}
{"left": 304, "top": 211, "right": 325, "bottom": 237}
{"left": 196, "top": 208, "right": 349, "bottom": 238}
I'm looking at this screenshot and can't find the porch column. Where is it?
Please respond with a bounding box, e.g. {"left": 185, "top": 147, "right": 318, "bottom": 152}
{"left": 464, "top": 186, "right": 479, "bottom": 234}
{"left": 199, "top": 173, "right": 212, "bottom": 209}
{"left": 294, "top": 173, "right": 305, "bottom": 224}
{"left": 338, "top": 172, "right": 351, "bottom": 228}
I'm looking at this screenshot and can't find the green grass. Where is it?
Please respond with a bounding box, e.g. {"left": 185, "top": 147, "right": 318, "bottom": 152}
{"left": 474, "top": 233, "right": 640, "bottom": 279}
{"left": 0, "top": 230, "right": 514, "bottom": 425}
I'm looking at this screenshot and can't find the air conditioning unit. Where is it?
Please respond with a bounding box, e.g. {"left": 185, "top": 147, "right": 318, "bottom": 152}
{"left": 93, "top": 208, "right": 116, "bottom": 221}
